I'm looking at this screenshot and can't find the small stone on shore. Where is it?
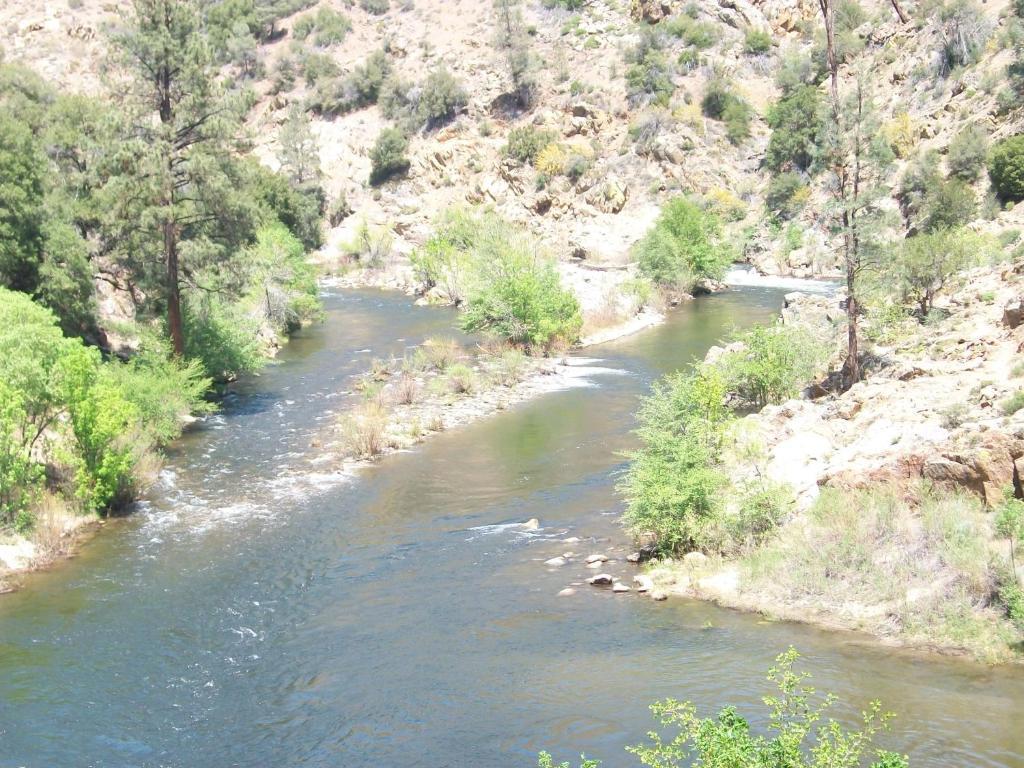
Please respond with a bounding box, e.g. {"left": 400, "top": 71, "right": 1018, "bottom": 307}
{"left": 651, "top": 589, "right": 668, "bottom": 601}
{"left": 633, "top": 575, "right": 654, "bottom": 592}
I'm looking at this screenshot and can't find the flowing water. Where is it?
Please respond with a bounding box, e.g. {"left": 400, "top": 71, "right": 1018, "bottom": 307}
{"left": 1, "top": 287, "right": 1022, "bottom": 768}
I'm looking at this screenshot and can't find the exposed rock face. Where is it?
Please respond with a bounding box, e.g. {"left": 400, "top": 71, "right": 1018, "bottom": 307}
{"left": 922, "top": 433, "right": 1024, "bottom": 504}
{"left": 630, "top": 0, "right": 674, "bottom": 23}
{"left": 1003, "top": 299, "right": 1024, "bottom": 329}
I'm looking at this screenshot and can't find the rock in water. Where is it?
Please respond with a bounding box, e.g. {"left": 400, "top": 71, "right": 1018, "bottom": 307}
{"left": 587, "top": 574, "right": 613, "bottom": 586}
{"left": 584, "top": 554, "right": 608, "bottom": 564}
{"left": 522, "top": 518, "right": 540, "bottom": 531}
{"left": 651, "top": 589, "right": 668, "bottom": 601}
{"left": 633, "top": 575, "right": 654, "bottom": 592}
{"left": 612, "top": 583, "right": 631, "bottom": 593}
{"left": 545, "top": 556, "right": 567, "bottom": 567}
{"left": 557, "top": 587, "right": 576, "bottom": 597}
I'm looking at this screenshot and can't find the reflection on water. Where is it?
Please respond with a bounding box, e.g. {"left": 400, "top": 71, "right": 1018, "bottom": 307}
{"left": 0, "top": 287, "right": 1021, "bottom": 768}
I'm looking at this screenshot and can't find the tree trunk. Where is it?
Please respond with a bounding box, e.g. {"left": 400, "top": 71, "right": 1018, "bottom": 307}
{"left": 164, "top": 217, "right": 185, "bottom": 357}
{"left": 889, "top": 0, "right": 910, "bottom": 23}
{"left": 818, "top": 0, "right": 839, "bottom": 112}
{"left": 842, "top": 271, "right": 859, "bottom": 387}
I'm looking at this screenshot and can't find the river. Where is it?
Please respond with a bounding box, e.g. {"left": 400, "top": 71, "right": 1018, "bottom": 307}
{"left": 0, "top": 287, "right": 1022, "bottom": 768}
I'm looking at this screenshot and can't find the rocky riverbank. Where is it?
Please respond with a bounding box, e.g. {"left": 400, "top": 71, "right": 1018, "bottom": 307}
{"left": 621, "top": 258, "right": 1024, "bottom": 662}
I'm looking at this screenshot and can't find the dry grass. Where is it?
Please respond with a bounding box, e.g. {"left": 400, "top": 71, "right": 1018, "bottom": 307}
{"left": 27, "top": 493, "right": 75, "bottom": 567}
{"left": 581, "top": 289, "right": 627, "bottom": 337}
{"left": 339, "top": 402, "right": 390, "bottom": 459}
{"left": 740, "top": 482, "right": 1019, "bottom": 661}
{"left": 445, "top": 363, "right": 476, "bottom": 395}
{"left": 488, "top": 348, "right": 528, "bottom": 387}
{"left": 422, "top": 336, "right": 462, "bottom": 371}
{"left": 391, "top": 373, "right": 420, "bottom": 405}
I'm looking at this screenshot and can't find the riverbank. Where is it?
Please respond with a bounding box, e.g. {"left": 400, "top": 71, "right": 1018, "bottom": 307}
{"left": 620, "top": 262, "right": 1024, "bottom": 663}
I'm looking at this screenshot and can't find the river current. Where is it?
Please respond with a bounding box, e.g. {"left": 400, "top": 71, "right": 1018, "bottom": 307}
{"left": 1, "top": 286, "right": 1022, "bottom": 768}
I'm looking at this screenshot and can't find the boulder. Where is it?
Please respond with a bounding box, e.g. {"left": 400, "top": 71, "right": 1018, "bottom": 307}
{"left": 557, "top": 587, "right": 576, "bottom": 597}
{"left": 630, "top": 0, "right": 673, "bottom": 23}
{"left": 651, "top": 589, "right": 669, "bottom": 601}
{"left": 587, "top": 573, "right": 613, "bottom": 586}
{"left": 585, "top": 554, "right": 608, "bottom": 564}
{"left": 612, "top": 582, "right": 631, "bottom": 593}
{"left": 1004, "top": 299, "right": 1024, "bottom": 329}
{"left": 545, "top": 556, "right": 568, "bottom": 567}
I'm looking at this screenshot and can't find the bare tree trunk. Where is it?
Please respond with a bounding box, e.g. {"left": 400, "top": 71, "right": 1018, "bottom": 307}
{"left": 889, "top": 0, "right": 910, "bottom": 23}
{"left": 164, "top": 216, "right": 185, "bottom": 357}
{"left": 818, "top": 0, "right": 839, "bottom": 112}
{"left": 842, "top": 265, "right": 860, "bottom": 386}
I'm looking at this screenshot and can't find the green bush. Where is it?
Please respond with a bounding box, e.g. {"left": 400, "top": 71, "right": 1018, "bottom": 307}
{"left": 721, "top": 96, "right": 752, "bottom": 144}
{"left": 416, "top": 66, "right": 468, "bottom": 128}
{"left": 635, "top": 197, "right": 729, "bottom": 295}
{"left": 182, "top": 296, "right": 264, "bottom": 383}
{"left": 300, "top": 51, "right": 340, "bottom": 86}
{"left": 664, "top": 16, "right": 718, "bottom": 49}
{"left": 368, "top": 127, "right": 410, "bottom": 185}
{"left": 624, "top": 29, "right": 675, "bottom": 108}
{"left": 922, "top": 178, "right": 977, "bottom": 232}
{"left": 459, "top": 235, "right": 581, "bottom": 350}
{"left": 765, "top": 171, "right": 809, "bottom": 219}
{"left": 245, "top": 223, "right": 322, "bottom": 333}
{"left": 504, "top": 125, "right": 557, "bottom": 165}
{"left": 360, "top": 0, "right": 389, "bottom": 13}
{"left": 765, "top": 84, "right": 824, "bottom": 172}
{"left": 744, "top": 28, "right": 772, "bottom": 54}
{"left": 989, "top": 134, "right": 1024, "bottom": 202}
{"left": 311, "top": 8, "right": 351, "bottom": 46}
{"left": 898, "top": 149, "right": 942, "bottom": 220}
{"left": 308, "top": 50, "right": 391, "bottom": 116}
{"left": 892, "top": 228, "right": 987, "bottom": 316}
{"left": 720, "top": 324, "right": 825, "bottom": 407}
{"left": 947, "top": 124, "right": 989, "bottom": 181}
{"left": 619, "top": 365, "right": 732, "bottom": 554}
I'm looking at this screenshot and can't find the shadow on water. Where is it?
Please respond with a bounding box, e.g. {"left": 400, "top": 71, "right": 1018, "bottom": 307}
{"left": 0, "top": 287, "right": 1022, "bottom": 768}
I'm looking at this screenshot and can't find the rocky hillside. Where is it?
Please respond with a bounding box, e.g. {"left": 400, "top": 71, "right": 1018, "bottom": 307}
{"left": 4, "top": 0, "right": 1020, "bottom": 296}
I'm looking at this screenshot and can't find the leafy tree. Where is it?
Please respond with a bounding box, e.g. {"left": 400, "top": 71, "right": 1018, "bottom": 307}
{"left": 720, "top": 324, "right": 826, "bottom": 407}
{"left": 766, "top": 171, "right": 810, "bottom": 219}
{"left": 493, "top": 0, "right": 535, "bottom": 108}
{"left": 891, "top": 228, "right": 986, "bottom": 317}
{"left": 625, "top": 29, "right": 675, "bottom": 108}
{"left": 816, "top": 1, "right": 895, "bottom": 387}
{"left": 0, "top": 115, "right": 45, "bottom": 293}
{"left": 947, "top": 124, "right": 989, "bottom": 181}
{"left": 504, "top": 125, "right": 557, "bottom": 165}
{"left": 921, "top": 178, "right": 976, "bottom": 232}
{"left": 766, "top": 84, "right": 825, "bottom": 172}
{"left": 106, "top": 0, "right": 261, "bottom": 357}
{"left": 369, "top": 127, "right": 410, "bottom": 185}
{"left": 635, "top": 197, "right": 729, "bottom": 295}
{"left": 618, "top": 364, "right": 731, "bottom": 554}
{"left": 418, "top": 66, "right": 468, "bottom": 128}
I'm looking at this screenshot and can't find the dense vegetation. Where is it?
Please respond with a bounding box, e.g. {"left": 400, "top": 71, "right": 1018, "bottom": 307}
{"left": 411, "top": 208, "right": 582, "bottom": 350}
{"left": 634, "top": 197, "right": 730, "bottom": 297}
{"left": 0, "top": 0, "right": 326, "bottom": 530}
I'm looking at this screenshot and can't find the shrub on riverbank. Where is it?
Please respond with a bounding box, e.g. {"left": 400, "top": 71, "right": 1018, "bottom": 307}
{"left": 540, "top": 649, "right": 908, "bottom": 768}
{"left": 0, "top": 288, "right": 212, "bottom": 530}
{"left": 413, "top": 209, "right": 582, "bottom": 351}
{"left": 634, "top": 197, "right": 730, "bottom": 298}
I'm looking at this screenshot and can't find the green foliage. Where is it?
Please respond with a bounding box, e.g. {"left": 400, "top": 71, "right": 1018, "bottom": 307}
{"left": 766, "top": 85, "right": 824, "bottom": 172}
{"left": 937, "top": 0, "right": 990, "bottom": 75}
{"left": 459, "top": 234, "right": 581, "bottom": 350}
{"left": 719, "top": 324, "right": 825, "bottom": 407}
{"left": 947, "top": 124, "right": 989, "bottom": 181}
{"left": 619, "top": 365, "right": 731, "bottom": 554}
{"left": 898, "top": 149, "right": 942, "bottom": 222}
{"left": 635, "top": 197, "right": 728, "bottom": 295}
{"left": 891, "top": 228, "right": 986, "bottom": 316}
{"left": 989, "top": 135, "right": 1024, "bottom": 202}
{"left": 743, "top": 28, "right": 772, "bottom": 54}
{"left": 1002, "top": 390, "right": 1024, "bottom": 415}
{"left": 309, "top": 50, "right": 391, "bottom": 116}
{"left": 247, "top": 159, "right": 324, "bottom": 252}
{"left": 308, "top": 7, "right": 352, "bottom": 46}
{"left": 700, "top": 76, "right": 752, "bottom": 144}
{"left": 417, "top": 66, "right": 469, "bottom": 128}
{"left": 537, "top": 753, "right": 599, "bottom": 768}
{"left": 626, "top": 649, "right": 907, "bottom": 768}
{"left": 624, "top": 29, "right": 675, "bottom": 108}
{"left": 0, "top": 114, "right": 45, "bottom": 293}
{"left": 415, "top": 209, "right": 581, "bottom": 349}
{"left": 504, "top": 125, "right": 557, "bottom": 165}
{"left": 0, "top": 382, "right": 43, "bottom": 525}
{"left": 765, "top": 171, "right": 809, "bottom": 219}
{"left": 245, "top": 223, "right": 322, "bottom": 333}
{"left": 182, "top": 297, "right": 265, "bottom": 384}
{"left": 300, "top": 50, "right": 340, "bottom": 86}
{"left": 369, "top": 127, "right": 410, "bottom": 185}
{"left": 361, "top": 0, "right": 390, "bottom": 13}
{"left": 921, "top": 178, "right": 977, "bottom": 232}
